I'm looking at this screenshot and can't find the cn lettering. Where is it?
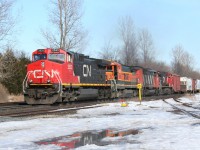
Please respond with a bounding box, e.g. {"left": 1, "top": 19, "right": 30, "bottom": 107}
{"left": 33, "top": 70, "right": 58, "bottom": 78}
{"left": 83, "top": 64, "right": 91, "bottom": 77}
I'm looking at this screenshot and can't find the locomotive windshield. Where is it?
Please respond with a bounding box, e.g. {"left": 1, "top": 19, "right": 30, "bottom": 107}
{"left": 48, "top": 53, "right": 65, "bottom": 63}
{"left": 34, "top": 54, "right": 47, "bottom": 61}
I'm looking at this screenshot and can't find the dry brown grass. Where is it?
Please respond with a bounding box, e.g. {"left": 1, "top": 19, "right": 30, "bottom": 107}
{"left": 8, "top": 95, "right": 24, "bottom": 102}
{"left": 0, "top": 84, "right": 8, "bottom": 103}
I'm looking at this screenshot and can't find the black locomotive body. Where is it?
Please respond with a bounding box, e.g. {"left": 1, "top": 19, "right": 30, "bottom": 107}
{"left": 72, "top": 52, "right": 110, "bottom": 84}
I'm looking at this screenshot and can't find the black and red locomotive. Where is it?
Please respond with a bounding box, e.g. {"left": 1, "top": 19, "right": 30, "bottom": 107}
{"left": 24, "top": 48, "right": 110, "bottom": 104}
{"left": 23, "top": 48, "right": 186, "bottom": 104}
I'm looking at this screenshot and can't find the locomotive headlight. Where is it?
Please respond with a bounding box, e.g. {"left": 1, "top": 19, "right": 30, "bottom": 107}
{"left": 41, "top": 62, "right": 45, "bottom": 68}
{"left": 47, "top": 79, "right": 51, "bottom": 83}
{"left": 29, "top": 80, "right": 32, "bottom": 83}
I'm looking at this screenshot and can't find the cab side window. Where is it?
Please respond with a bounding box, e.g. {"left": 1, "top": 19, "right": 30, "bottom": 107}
{"left": 67, "top": 54, "right": 72, "bottom": 62}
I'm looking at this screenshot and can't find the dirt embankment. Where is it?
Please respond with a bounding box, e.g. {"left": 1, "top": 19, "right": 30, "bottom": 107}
{"left": 8, "top": 95, "right": 24, "bottom": 103}
{"left": 0, "top": 84, "right": 24, "bottom": 103}
{"left": 0, "top": 84, "right": 8, "bottom": 103}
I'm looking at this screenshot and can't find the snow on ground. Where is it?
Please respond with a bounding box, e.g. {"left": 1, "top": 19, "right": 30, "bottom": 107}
{"left": 1, "top": 94, "right": 200, "bottom": 149}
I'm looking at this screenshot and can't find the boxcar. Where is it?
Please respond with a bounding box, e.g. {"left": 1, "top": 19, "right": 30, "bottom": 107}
{"left": 196, "top": 79, "right": 200, "bottom": 92}
{"left": 180, "top": 77, "right": 192, "bottom": 92}
{"left": 170, "top": 74, "right": 181, "bottom": 93}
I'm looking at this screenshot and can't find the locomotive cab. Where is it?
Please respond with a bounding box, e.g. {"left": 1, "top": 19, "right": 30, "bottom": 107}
{"left": 29, "top": 48, "right": 66, "bottom": 84}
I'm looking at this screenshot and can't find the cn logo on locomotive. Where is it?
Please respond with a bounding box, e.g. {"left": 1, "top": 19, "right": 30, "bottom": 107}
{"left": 33, "top": 69, "right": 58, "bottom": 78}
{"left": 83, "top": 64, "right": 91, "bottom": 77}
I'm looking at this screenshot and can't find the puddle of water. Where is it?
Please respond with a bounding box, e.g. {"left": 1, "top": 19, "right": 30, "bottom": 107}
{"left": 106, "top": 129, "right": 139, "bottom": 137}
{"left": 36, "top": 129, "right": 140, "bottom": 149}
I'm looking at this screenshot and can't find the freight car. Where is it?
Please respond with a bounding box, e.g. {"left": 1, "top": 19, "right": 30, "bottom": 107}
{"left": 196, "top": 79, "right": 200, "bottom": 92}
{"left": 180, "top": 77, "right": 193, "bottom": 93}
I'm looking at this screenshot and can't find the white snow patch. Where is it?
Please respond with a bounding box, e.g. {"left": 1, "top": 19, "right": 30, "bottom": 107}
{"left": 0, "top": 95, "right": 200, "bottom": 149}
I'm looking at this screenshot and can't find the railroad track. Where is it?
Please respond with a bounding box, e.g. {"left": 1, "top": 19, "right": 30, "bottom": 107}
{"left": 163, "top": 98, "right": 200, "bottom": 119}
{"left": 0, "top": 94, "right": 185, "bottom": 118}
{"left": 0, "top": 105, "right": 103, "bottom": 117}
{"left": 0, "top": 100, "right": 108, "bottom": 117}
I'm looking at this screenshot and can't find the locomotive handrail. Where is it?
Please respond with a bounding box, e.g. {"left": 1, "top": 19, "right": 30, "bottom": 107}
{"left": 53, "top": 71, "right": 62, "bottom": 96}
{"left": 111, "top": 79, "right": 117, "bottom": 92}
{"left": 22, "top": 71, "right": 33, "bottom": 93}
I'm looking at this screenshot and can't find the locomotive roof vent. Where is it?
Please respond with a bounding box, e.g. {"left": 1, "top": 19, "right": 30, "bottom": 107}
{"left": 51, "top": 48, "right": 60, "bottom": 52}
{"left": 37, "top": 49, "right": 45, "bottom": 52}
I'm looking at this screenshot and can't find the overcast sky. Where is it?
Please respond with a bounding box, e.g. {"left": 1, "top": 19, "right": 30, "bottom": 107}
{"left": 14, "top": 0, "right": 200, "bottom": 69}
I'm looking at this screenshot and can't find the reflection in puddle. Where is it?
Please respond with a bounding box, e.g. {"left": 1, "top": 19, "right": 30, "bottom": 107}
{"left": 36, "top": 129, "right": 140, "bottom": 149}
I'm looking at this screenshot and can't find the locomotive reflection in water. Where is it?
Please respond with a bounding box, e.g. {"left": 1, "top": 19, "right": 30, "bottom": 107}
{"left": 36, "top": 129, "right": 140, "bottom": 149}
{"left": 23, "top": 48, "right": 200, "bottom": 104}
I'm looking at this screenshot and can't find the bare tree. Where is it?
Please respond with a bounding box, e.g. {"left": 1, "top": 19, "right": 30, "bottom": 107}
{"left": 171, "top": 45, "right": 194, "bottom": 76}
{"left": 118, "top": 16, "right": 139, "bottom": 66}
{"left": 150, "top": 61, "right": 170, "bottom": 72}
{"left": 99, "top": 40, "right": 119, "bottom": 61}
{"left": 41, "top": 0, "right": 87, "bottom": 52}
{"left": 138, "top": 28, "right": 154, "bottom": 68}
{"left": 181, "top": 51, "right": 193, "bottom": 76}
{"left": 171, "top": 45, "right": 184, "bottom": 75}
{"left": 0, "top": 0, "right": 15, "bottom": 43}
{"left": 190, "top": 70, "right": 200, "bottom": 79}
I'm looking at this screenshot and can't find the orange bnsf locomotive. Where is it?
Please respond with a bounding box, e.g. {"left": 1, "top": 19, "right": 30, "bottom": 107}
{"left": 23, "top": 48, "right": 139, "bottom": 104}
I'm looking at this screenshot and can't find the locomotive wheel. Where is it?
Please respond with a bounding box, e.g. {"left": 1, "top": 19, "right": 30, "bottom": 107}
{"left": 24, "top": 94, "right": 61, "bottom": 105}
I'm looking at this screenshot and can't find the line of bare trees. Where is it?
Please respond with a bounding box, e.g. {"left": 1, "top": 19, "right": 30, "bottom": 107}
{"left": 99, "top": 16, "right": 200, "bottom": 79}
{"left": 171, "top": 45, "right": 200, "bottom": 78}
{"left": 99, "top": 16, "right": 170, "bottom": 71}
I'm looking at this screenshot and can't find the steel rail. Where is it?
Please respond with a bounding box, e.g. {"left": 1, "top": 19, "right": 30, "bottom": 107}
{"left": 163, "top": 99, "right": 200, "bottom": 119}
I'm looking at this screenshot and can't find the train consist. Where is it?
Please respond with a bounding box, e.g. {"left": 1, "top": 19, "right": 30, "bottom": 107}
{"left": 23, "top": 48, "right": 200, "bottom": 104}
